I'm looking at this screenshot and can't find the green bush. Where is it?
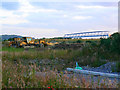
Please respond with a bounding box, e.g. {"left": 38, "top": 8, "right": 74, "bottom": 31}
{"left": 90, "top": 60, "right": 107, "bottom": 67}
{"left": 76, "top": 40, "right": 82, "bottom": 43}
{"left": 86, "top": 41, "right": 92, "bottom": 43}
{"left": 100, "top": 33, "right": 120, "bottom": 54}
{"left": 116, "top": 62, "right": 120, "bottom": 72}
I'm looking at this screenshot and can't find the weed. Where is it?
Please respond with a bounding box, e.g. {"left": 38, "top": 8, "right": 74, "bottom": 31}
{"left": 2, "top": 33, "right": 120, "bottom": 88}
{"left": 2, "top": 58, "right": 119, "bottom": 88}
{"left": 90, "top": 59, "right": 107, "bottom": 67}
{"left": 116, "top": 62, "right": 120, "bottom": 72}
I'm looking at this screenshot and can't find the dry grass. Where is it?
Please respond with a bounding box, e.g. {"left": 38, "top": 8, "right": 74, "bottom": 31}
{"left": 2, "top": 33, "right": 120, "bottom": 88}
{"left": 2, "top": 49, "right": 108, "bottom": 72}
{"left": 44, "top": 38, "right": 100, "bottom": 42}
{"left": 2, "top": 59, "right": 120, "bottom": 88}
{"left": 2, "top": 43, "right": 120, "bottom": 88}
{"left": 2, "top": 46, "right": 120, "bottom": 71}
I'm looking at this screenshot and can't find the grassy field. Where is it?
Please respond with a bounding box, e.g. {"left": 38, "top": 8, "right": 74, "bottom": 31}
{"left": 2, "top": 46, "right": 120, "bottom": 88}
{"left": 2, "top": 33, "right": 120, "bottom": 88}
{"left": 1, "top": 47, "right": 114, "bottom": 67}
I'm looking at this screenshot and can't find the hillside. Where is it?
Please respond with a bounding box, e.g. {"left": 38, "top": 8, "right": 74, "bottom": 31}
{"left": 1, "top": 35, "right": 22, "bottom": 41}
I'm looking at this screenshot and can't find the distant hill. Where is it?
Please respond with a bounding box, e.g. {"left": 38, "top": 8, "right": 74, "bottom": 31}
{"left": 0, "top": 35, "right": 35, "bottom": 41}
{"left": 1, "top": 35, "right": 22, "bottom": 41}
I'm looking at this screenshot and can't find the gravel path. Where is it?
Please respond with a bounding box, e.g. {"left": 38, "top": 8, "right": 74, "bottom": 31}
{"left": 64, "top": 62, "right": 120, "bottom": 86}
{"left": 81, "top": 62, "right": 120, "bottom": 75}
{"left": 34, "top": 61, "right": 120, "bottom": 87}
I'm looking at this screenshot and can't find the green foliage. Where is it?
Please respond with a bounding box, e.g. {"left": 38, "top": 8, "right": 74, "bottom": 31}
{"left": 42, "top": 37, "right": 45, "bottom": 39}
{"left": 49, "top": 53, "right": 55, "bottom": 60}
{"left": 2, "top": 47, "right": 24, "bottom": 52}
{"left": 111, "top": 62, "right": 120, "bottom": 72}
{"left": 76, "top": 40, "right": 82, "bottom": 43}
{"left": 100, "top": 33, "right": 120, "bottom": 54}
{"left": 2, "top": 32, "right": 120, "bottom": 72}
{"left": 61, "top": 41, "right": 66, "bottom": 44}
{"left": 8, "top": 38, "right": 14, "bottom": 41}
{"left": 116, "top": 62, "right": 120, "bottom": 72}
{"left": 2, "top": 33, "right": 120, "bottom": 88}
{"left": 52, "top": 37, "right": 64, "bottom": 39}
{"left": 86, "top": 41, "right": 91, "bottom": 43}
{"left": 90, "top": 60, "right": 107, "bottom": 67}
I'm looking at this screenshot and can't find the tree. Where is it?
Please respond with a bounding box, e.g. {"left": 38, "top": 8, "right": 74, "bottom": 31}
{"left": 76, "top": 40, "right": 82, "bottom": 43}
{"left": 100, "top": 32, "right": 120, "bottom": 54}
{"left": 8, "top": 38, "right": 14, "bottom": 41}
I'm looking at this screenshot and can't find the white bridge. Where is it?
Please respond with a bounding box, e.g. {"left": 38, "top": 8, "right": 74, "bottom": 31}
{"left": 64, "top": 31, "right": 109, "bottom": 39}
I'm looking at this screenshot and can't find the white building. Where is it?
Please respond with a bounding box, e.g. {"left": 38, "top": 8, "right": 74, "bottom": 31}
{"left": 64, "top": 31, "right": 109, "bottom": 39}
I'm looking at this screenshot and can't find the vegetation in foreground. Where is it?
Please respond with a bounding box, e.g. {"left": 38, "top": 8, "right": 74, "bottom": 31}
{"left": 2, "top": 60, "right": 120, "bottom": 88}
{"left": 2, "top": 32, "right": 120, "bottom": 88}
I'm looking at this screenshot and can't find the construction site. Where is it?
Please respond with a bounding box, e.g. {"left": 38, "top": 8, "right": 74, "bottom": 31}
{"left": 1, "top": 0, "right": 119, "bottom": 88}
{"left": 2, "top": 31, "right": 120, "bottom": 88}
{"left": 5, "top": 31, "right": 109, "bottom": 49}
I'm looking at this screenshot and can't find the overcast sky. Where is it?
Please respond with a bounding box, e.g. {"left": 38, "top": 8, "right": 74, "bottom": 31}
{"left": 1, "top": 0, "right": 118, "bottom": 38}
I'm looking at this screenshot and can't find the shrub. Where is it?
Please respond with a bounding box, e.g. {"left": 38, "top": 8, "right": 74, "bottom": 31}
{"left": 76, "top": 40, "right": 82, "bottom": 43}
{"left": 100, "top": 32, "right": 120, "bottom": 54}
{"left": 116, "top": 62, "right": 120, "bottom": 72}
{"left": 90, "top": 60, "right": 107, "bottom": 67}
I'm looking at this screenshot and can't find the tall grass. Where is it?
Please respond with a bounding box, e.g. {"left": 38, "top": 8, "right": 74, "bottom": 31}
{"left": 2, "top": 47, "right": 24, "bottom": 52}
{"left": 2, "top": 45, "right": 120, "bottom": 69}
{"left": 2, "top": 37, "right": 120, "bottom": 88}
{"left": 2, "top": 59, "right": 119, "bottom": 88}
{"left": 2, "top": 33, "right": 120, "bottom": 88}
